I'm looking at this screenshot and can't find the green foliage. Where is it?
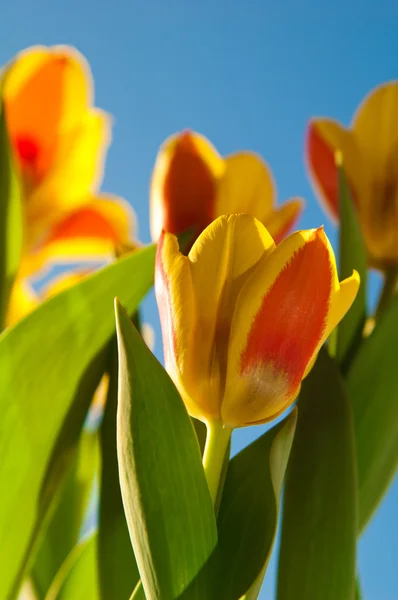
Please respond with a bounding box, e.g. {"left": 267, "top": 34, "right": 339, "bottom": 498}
{"left": 277, "top": 350, "right": 357, "bottom": 600}
{"left": 0, "top": 94, "right": 22, "bottom": 330}
{"left": 45, "top": 534, "right": 99, "bottom": 600}
{"left": 115, "top": 300, "right": 217, "bottom": 600}
{"left": 32, "top": 429, "right": 99, "bottom": 598}
{"left": 335, "top": 162, "right": 367, "bottom": 368}
{"left": 348, "top": 294, "right": 398, "bottom": 530}
{"left": 0, "top": 245, "right": 155, "bottom": 600}
{"left": 216, "top": 410, "right": 297, "bottom": 600}
{"left": 98, "top": 346, "right": 140, "bottom": 599}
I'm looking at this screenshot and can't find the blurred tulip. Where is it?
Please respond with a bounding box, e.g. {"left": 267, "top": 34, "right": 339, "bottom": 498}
{"left": 155, "top": 214, "right": 359, "bottom": 428}
{"left": 3, "top": 45, "right": 135, "bottom": 275}
{"left": 307, "top": 81, "right": 398, "bottom": 269}
{"left": 150, "top": 130, "right": 303, "bottom": 245}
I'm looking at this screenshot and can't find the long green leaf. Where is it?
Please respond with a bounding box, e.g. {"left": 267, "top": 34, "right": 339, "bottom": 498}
{"left": 98, "top": 346, "right": 140, "bottom": 599}
{"left": 277, "top": 349, "right": 357, "bottom": 600}
{"left": 335, "top": 162, "right": 367, "bottom": 368}
{"left": 45, "top": 534, "right": 99, "bottom": 600}
{"left": 0, "top": 94, "right": 22, "bottom": 330}
{"left": 115, "top": 300, "right": 217, "bottom": 600}
{"left": 214, "top": 410, "right": 296, "bottom": 600}
{"left": 31, "top": 429, "right": 99, "bottom": 598}
{"left": 347, "top": 294, "right": 398, "bottom": 530}
{"left": 0, "top": 244, "right": 155, "bottom": 600}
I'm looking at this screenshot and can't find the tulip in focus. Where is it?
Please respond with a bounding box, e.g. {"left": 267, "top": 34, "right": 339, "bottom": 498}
{"left": 150, "top": 130, "right": 303, "bottom": 246}
{"left": 307, "top": 81, "right": 398, "bottom": 269}
{"left": 4, "top": 45, "right": 135, "bottom": 276}
{"left": 155, "top": 214, "right": 359, "bottom": 428}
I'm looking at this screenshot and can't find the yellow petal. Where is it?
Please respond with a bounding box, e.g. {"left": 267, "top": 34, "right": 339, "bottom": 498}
{"left": 150, "top": 130, "right": 224, "bottom": 241}
{"left": 223, "top": 228, "right": 334, "bottom": 426}
{"left": 25, "top": 110, "right": 111, "bottom": 244}
{"left": 263, "top": 198, "right": 304, "bottom": 244}
{"left": 216, "top": 152, "right": 275, "bottom": 222}
{"left": 6, "top": 278, "right": 38, "bottom": 326}
{"left": 5, "top": 45, "right": 92, "bottom": 185}
{"left": 186, "top": 214, "right": 275, "bottom": 421}
{"left": 352, "top": 81, "right": 398, "bottom": 181}
{"left": 22, "top": 195, "right": 135, "bottom": 275}
{"left": 154, "top": 231, "right": 201, "bottom": 419}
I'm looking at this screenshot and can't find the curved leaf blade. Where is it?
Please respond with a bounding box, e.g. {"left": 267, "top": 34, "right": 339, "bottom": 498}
{"left": 277, "top": 350, "right": 357, "bottom": 600}
{"left": 336, "top": 162, "right": 367, "bottom": 367}
{"left": 0, "top": 95, "right": 22, "bottom": 330}
{"left": 214, "top": 410, "right": 297, "bottom": 600}
{"left": 31, "top": 429, "right": 99, "bottom": 598}
{"left": 45, "top": 534, "right": 99, "bottom": 600}
{"left": 115, "top": 300, "right": 217, "bottom": 600}
{"left": 0, "top": 244, "right": 155, "bottom": 600}
{"left": 347, "top": 295, "right": 398, "bottom": 530}
{"left": 98, "top": 347, "right": 140, "bottom": 599}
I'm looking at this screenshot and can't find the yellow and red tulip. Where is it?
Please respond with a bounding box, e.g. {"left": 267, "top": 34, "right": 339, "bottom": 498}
{"left": 307, "top": 81, "right": 398, "bottom": 269}
{"left": 3, "top": 45, "right": 135, "bottom": 275}
{"left": 155, "top": 214, "right": 359, "bottom": 428}
{"left": 150, "top": 130, "right": 303, "bottom": 245}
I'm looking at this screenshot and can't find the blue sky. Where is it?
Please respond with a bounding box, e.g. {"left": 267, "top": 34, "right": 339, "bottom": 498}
{"left": 2, "top": 1, "right": 398, "bottom": 598}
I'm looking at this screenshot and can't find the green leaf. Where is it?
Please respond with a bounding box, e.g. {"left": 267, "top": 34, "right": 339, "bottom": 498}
{"left": 277, "top": 349, "right": 357, "bottom": 600}
{"left": 45, "top": 534, "right": 99, "bottom": 600}
{"left": 115, "top": 300, "right": 217, "bottom": 600}
{"left": 98, "top": 346, "right": 140, "bottom": 599}
{"left": 347, "top": 294, "right": 398, "bottom": 530}
{"left": 0, "top": 244, "right": 155, "bottom": 600}
{"left": 335, "top": 162, "right": 367, "bottom": 367}
{"left": 31, "top": 429, "right": 99, "bottom": 598}
{"left": 0, "top": 94, "right": 22, "bottom": 330}
{"left": 215, "top": 410, "right": 297, "bottom": 600}
{"left": 129, "top": 582, "right": 145, "bottom": 600}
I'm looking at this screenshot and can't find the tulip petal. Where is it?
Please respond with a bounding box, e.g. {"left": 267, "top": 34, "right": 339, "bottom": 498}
{"left": 25, "top": 110, "right": 111, "bottom": 245}
{"left": 186, "top": 214, "right": 275, "bottom": 420}
{"left": 224, "top": 228, "right": 333, "bottom": 426}
{"left": 352, "top": 81, "right": 398, "bottom": 181}
{"left": 5, "top": 45, "right": 92, "bottom": 185}
{"left": 306, "top": 119, "right": 365, "bottom": 220}
{"left": 150, "top": 130, "right": 224, "bottom": 240}
{"left": 217, "top": 152, "right": 275, "bottom": 222}
{"left": 6, "top": 278, "right": 38, "bottom": 326}
{"left": 22, "top": 196, "right": 135, "bottom": 275}
{"left": 154, "top": 232, "right": 200, "bottom": 418}
{"left": 263, "top": 198, "right": 304, "bottom": 244}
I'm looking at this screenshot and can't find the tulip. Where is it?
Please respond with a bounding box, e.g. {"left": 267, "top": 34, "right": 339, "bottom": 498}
{"left": 156, "top": 214, "right": 359, "bottom": 429}
{"left": 307, "top": 81, "right": 398, "bottom": 270}
{"left": 3, "top": 45, "right": 135, "bottom": 275}
{"left": 150, "top": 130, "right": 303, "bottom": 245}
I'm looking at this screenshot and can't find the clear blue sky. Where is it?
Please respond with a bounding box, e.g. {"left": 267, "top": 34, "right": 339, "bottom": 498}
{"left": 2, "top": 1, "right": 398, "bottom": 598}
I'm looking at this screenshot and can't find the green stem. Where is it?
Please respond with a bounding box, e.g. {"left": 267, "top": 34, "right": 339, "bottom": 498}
{"left": 375, "top": 267, "right": 398, "bottom": 321}
{"left": 202, "top": 421, "right": 232, "bottom": 508}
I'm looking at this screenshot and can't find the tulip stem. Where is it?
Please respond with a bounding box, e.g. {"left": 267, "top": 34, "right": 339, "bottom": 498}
{"left": 203, "top": 421, "right": 232, "bottom": 510}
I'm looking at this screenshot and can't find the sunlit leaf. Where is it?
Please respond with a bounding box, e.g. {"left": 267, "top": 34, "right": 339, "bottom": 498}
{"left": 0, "top": 244, "right": 155, "bottom": 600}
{"left": 45, "top": 534, "right": 99, "bottom": 600}
{"left": 0, "top": 93, "right": 22, "bottom": 330}
{"left": 115, "top": 300, "right": 217, "bottom": 600}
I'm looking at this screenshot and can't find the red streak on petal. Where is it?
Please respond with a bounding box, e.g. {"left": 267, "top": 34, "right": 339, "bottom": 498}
{"left": 307, "top": 124, "right": 340, "bottom": 217}
{"left": 49, "top": 208, "right": 118, "bottom": 242}
{"left": 240, "top": 231, "right": 332, "bottom": 394}
{"left": 15, "top": 134, "right": 40, "bottom": 166}
{"left": 155, "top": 233, "right": 178, "bottom": 368}
{"left": 163, "top": 132, "right": 215, "bottom": 236}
